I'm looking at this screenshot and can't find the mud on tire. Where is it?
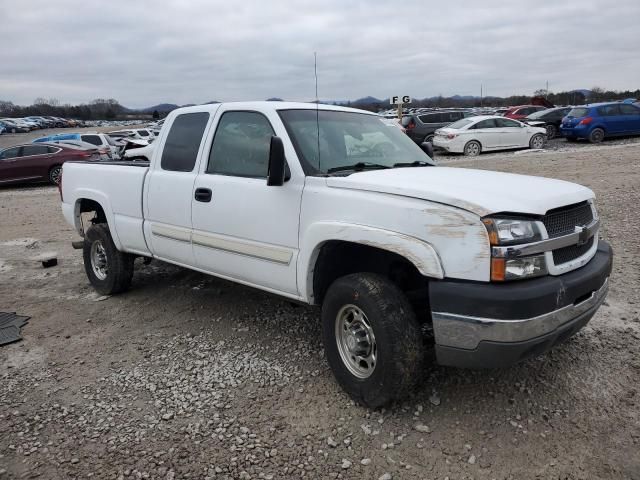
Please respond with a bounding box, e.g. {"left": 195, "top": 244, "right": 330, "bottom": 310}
{"left": 321, "top": 273, "right": 425, "bottom": 408}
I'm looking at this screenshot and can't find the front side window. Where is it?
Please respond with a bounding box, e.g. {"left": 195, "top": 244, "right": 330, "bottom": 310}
{"left": 207, "top": 111, "right": 274, "bottom": 177}
{"left": 21, "top": 145, "right": 49, "bottom": 156}
{"left": 619, "top": 104, "right": 640, "bottom": 115}
{"left": 279, "top": 109, "right": 434, "bottom": 174}
{"left": 161, "top": 112, "right": 210, "bottom": 172}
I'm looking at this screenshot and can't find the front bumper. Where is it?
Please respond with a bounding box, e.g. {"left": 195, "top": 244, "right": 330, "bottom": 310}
{"left": 429, "top": 241, "right": 612, "bottom": 368}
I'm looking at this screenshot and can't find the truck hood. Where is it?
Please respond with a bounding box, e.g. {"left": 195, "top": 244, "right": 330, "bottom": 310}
{"left": 325, "top": 167, "right": 594, "bottom": 216}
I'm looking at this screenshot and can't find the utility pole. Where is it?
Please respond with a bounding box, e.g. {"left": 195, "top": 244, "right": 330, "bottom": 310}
{"left": 480, "top": 84, "right": 483, "bottom": 107}
{"left": 546, "top": 80, "right": 549, "bottom": 98}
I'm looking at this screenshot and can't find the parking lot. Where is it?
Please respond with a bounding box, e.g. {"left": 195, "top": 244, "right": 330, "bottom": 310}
{"left": 1, "top": 138, "right": 638, "bottom": 479}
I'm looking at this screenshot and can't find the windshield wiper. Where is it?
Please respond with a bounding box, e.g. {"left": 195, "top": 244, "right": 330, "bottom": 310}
{"left": 327, "top": 162, "right": 391, "bottom": 174}
{"left": 392, "top": 160, "right": 434, "bottom": 168}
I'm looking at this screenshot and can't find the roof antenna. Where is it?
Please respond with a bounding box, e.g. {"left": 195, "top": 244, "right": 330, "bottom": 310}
{"left": 314, "top": 51, "right": 321, "bottom": 172}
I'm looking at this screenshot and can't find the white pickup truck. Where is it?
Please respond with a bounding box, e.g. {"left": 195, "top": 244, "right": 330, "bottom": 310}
{"left": 60, "top": 102, "right": 612, "bottom": 407}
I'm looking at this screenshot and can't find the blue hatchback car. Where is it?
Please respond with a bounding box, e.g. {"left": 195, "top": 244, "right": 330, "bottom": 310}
{"left": 560, "top": 102, "right": 640, "bottom": 143}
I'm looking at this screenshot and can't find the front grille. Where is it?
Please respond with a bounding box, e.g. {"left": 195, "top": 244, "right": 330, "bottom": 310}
{"left": 552, "top": 236, "right": 594, "bottom": 264}
{"left": 542, "top": 201, "right": 594, "bottom": 238}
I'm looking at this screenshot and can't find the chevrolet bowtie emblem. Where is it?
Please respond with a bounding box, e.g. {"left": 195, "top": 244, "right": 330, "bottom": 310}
{"left": 575, "top": 225, "right": 589, "bottom": 246}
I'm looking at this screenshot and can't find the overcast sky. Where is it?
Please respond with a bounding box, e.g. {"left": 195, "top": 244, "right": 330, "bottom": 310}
{"left": 1, "top": 0, "right": 638, "bottom": 108}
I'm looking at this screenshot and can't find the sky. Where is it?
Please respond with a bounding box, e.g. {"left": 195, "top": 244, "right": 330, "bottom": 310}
{"left": 1, "top": 0, "right": 639, "bottom": 108}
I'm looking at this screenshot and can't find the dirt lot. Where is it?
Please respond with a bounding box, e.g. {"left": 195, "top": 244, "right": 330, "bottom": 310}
{"left": 1, "top": 142, "right": 639, "bottom": 480}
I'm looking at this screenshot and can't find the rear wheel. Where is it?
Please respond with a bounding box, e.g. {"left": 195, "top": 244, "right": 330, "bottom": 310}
{"left": 529, "top": 133, "right": 546, "bottom": 150}
{"left": 83, "top": 224, "right": 134, "bottom": 295}
{"left": 589, "top": 128, "right": 605, "bottom": 143}
{"left": 424, "top": 134, "right": 435, "bottom": 144}
{"left": 545, "top": 124, "right": 557, "bottom": 139}
{"left": 463, "top": 140, "right": 481, "bottom": 156}
{"left": 48, "top": 165, "right": 62, "bottom": 185}
{"left": 321, "top": 273, "right": 425, "bottom": 408}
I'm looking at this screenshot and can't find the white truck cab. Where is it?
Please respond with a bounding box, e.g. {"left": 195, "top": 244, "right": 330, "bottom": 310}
{"left": 60, "top": 102, "right": 612, "bottom": 407}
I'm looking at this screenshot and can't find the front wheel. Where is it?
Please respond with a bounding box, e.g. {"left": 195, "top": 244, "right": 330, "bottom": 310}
{"left": 322, "top": 273, "right": 425, "bottom": 408}
{"left": 529, "top": 133, "right": 546, "bottom": 150}
{"left": 424, "top": 134, "right": 434, "bottom": 144}
{"left": 83, "top": 224, "right": 134, "bottom": 295}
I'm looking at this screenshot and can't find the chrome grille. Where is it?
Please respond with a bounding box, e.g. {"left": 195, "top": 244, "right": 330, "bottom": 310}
{"left": 552, "top": 236, "right": 594, "bottom": 264}
{"left": 542, "top": 201, "right": 594, "bottom": 238}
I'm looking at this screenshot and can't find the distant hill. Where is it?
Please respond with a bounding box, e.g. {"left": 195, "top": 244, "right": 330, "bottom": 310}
{"left": 138, "top": 103, "right": 180, "bottom": 113}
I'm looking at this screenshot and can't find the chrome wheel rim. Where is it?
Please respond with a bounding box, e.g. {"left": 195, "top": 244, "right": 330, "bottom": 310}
{"left": 335, "top": 304, "right": 377, "bottom": 379}
{"left": 466, "top": 142, "right": 480, "bottom": 156}
{"left": 90, "top": 240, "right": 108, "bottom": 280}
{"left": 532, "top": 135, "right": 544, "bottom": 149}
{"left": 50, "top": 167, "right": 61, "bottom": 184}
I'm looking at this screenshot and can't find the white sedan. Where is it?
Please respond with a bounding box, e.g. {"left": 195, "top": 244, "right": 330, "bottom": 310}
{"left": 432, "top": 115, "right": 547, "bottom": 156}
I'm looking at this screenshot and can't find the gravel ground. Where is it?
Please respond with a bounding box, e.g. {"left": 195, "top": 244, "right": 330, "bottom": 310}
{"left": 0, "top": 141, "right": 639, "bottom": 479}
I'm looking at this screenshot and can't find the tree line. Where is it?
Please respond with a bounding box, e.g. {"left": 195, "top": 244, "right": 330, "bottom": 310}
{"left": 0, "top": 98, "right": 130, "bottom": 120}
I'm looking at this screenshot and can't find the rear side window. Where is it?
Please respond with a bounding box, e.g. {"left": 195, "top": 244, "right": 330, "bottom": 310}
{"left": 21, "top": 145, "right": 49, "bottom": 156}
{"left": 496, "top": 118, "right": 521, "bottom": 128}
{"left": 597, "top": 105, "right": 620, "bottom": 116}
{"left": 47, "top": 146, "right": 61, "bottom": 154}
{"left": 82, "top": 135, "right": 102, "bottom": 146}
{"left": 0, "top": 147, "right": 21, "bottom": 159}
{"left": 161, "top": 112, "right": 210, "bottom": 172}
{"left": 419, "top": 113, "right": 443, "bottom": 123}
{"left": 474, "top": 119, "right": 498, "bottom": 129}
{"left": 207, "top": 111, "right": 274, "bottom": 178}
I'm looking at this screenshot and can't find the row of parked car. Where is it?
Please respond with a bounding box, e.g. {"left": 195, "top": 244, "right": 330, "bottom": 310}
{"left": 0, "top": 116, "right": 86, "bottom": 134}
{"left": 0, "top": 127, "right": 157, "bottom": 186}
{"left": 391, "top": 100, "right": 640, "bottom": 156}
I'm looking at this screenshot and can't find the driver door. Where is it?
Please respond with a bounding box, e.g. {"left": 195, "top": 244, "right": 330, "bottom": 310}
{"left": 191, "top": 109, "right": 303, "bottom": 296}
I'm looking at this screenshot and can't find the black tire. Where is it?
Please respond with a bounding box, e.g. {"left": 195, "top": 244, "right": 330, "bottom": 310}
{"left": 545, "top": 124, "right": 557, "bottom": 139}
{"left": 321, "top": 273, "right": 425, "bottom": 408}
{"left": 463, "top": 140, "right": 481, "bottom": 156}
{"left": 48, "top": 165, "right": 62, "bottom": 185}
{"left": 529, "top": 133, "right": 546, "bottom": 150}
{"left": 589, "top": 128, "right": 605, "bottom": 143}
{"left": 424, "top": 134, "right": 434, "bottom": 144}
{"left": 83, "top": 223, "right": 134, "bottom": 295}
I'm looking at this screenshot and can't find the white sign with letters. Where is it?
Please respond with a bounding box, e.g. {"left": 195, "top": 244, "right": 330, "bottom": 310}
{"left": 390, "top": 95, "right": 411, "bottom": 105}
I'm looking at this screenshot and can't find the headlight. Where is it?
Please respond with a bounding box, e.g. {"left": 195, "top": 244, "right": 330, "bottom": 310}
{"left": 483, "top": 217, "right": 547, "bottom": 281}
{"left": 482, "top": 218, "right": 543, "bottom": 245}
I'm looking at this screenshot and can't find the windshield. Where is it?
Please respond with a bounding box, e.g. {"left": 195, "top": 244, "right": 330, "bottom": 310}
{"left": 447, "top": 118, "right": 473, "bottom": 129}
{"left": 567, "top": 107, "right": 590, "bottom": 118}
{"left": 279, "top": 109, "right": 434, "bottom": 174}
{"left": 526, "top": 109, "right": 552, "bottom": 119}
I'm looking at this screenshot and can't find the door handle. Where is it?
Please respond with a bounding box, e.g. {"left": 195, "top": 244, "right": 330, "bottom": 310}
{"left": 194, "top": 187, "right": 212, "bottom": 202}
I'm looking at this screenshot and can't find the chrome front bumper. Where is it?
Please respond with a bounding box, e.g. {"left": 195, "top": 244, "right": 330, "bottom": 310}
{"left": 432, "top": 278, "right": 608, "bottom": 350}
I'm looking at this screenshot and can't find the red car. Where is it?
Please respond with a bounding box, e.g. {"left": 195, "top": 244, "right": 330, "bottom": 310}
{"left": 503, "top": 105, "right": 547, "bottom": 120}
{"left": 0, "top": 143, "right": 100, "bottom": 186}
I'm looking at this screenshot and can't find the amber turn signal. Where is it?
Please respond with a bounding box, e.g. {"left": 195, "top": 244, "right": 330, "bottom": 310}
{"left": 490, "top": 257, "right": 506, "bottom": 281}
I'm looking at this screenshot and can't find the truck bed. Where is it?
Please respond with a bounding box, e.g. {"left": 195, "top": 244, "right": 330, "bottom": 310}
{"left": 61, "top": 160, "right": 151, "bottom": 256}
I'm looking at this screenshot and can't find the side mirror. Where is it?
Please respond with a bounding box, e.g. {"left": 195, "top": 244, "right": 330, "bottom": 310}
{"left": 420, "top": 141, "right": 434, "bottom": 158}
{"left": 267, "top": 136, "right": 286, "bottom": 186}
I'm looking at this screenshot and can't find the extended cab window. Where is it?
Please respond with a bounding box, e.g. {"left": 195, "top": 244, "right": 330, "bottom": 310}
{"left": 207, "top": 111, "right": 274, "bottom": 178}
{"left": 161, "top": 112, "right": 210, "bottom": 172}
